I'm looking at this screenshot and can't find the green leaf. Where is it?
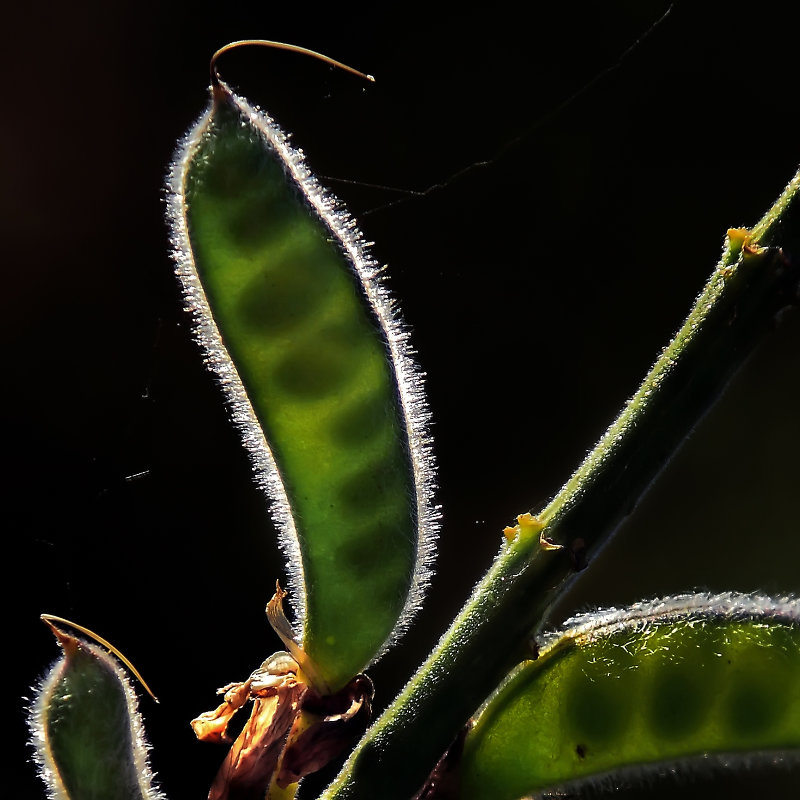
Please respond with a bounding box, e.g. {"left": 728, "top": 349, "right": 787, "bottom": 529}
{"left": 459, "top": 593, "right": 800, "bottom": 800}
{"left": 167, "top": 80, "right": 436, "bottom": 692}
{"left": 28, "top": 624, "right": 162, "bottom": 800}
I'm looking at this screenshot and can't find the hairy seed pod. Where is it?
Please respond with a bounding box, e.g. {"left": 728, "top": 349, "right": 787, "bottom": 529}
{"left": 167, "top": 72, "right": 437, "bottom": 692}
{"left": 460, "top": 593, "right": 800, "bottom": 800}
{"left": 29, "top": 623, "right": 162, "bottom": 800}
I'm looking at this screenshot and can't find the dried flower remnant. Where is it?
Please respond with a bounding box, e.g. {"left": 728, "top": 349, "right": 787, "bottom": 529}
{"left": 192, "top": 587, "right": 374, "bottom": 800}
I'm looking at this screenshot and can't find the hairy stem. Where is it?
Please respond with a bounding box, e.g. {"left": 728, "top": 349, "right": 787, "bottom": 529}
{"left": 321, "top": 168, "right": 800, "bottom": 800}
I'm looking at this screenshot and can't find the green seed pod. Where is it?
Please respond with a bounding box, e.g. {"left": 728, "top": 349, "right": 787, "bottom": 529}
{"left": 29, "top": 623, "right": 162, "bottom": 800}
{"left": 460, "top": 593, "right": 800, "bottom": 800}
{"left": 167, "top": 67, "right": 436, "bottom": 692}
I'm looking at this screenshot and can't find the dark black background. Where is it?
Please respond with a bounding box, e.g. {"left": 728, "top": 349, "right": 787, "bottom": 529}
{"left": 6, "top": 2, "right": 800, "bottom": 798}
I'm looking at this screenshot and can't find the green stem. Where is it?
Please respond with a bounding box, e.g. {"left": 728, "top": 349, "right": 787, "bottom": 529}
{"left": 320, "top": 168, "right": 800, "bottom": 800}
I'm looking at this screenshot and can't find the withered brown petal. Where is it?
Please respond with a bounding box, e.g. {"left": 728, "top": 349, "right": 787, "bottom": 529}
{"left": 276, "top": 674, "right": 374, "bottom": 788}
{"left": 208, "top": 679, "right": 306, "bottom": 800}
{"left": 191, "top": 680, "right": 253, "bottom": 744}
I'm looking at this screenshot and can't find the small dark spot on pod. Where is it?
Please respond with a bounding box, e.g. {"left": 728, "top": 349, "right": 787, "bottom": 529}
{"left": 575, "top": 743, "right": 587, "bottom": 759}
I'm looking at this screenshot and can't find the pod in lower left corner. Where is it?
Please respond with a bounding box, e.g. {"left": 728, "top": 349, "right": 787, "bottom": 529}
{"left": 29, "top": 624, "right": 162, "bottom": 800}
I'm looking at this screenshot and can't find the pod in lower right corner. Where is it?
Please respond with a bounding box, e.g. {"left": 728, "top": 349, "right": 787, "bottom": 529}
{"left": 459, "top": 593, "right": 800, "bottom": 800}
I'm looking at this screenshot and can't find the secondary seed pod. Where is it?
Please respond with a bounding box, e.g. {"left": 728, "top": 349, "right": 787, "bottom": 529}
{"left": 167, "top": 50, "right": 436, "bottom": 693}
{"left": 29, "top": 622, "right": 163, "bottom": 800}
{"left": 460, "top": 593, "right": 800, "bottom": 800}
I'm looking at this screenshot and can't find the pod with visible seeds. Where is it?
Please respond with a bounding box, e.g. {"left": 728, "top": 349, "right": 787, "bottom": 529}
{"left": 167, "top": 44, "right": 437, "bottom": 693}
{"left": 459, "top": 592, "right": 800, "bottom": 800}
